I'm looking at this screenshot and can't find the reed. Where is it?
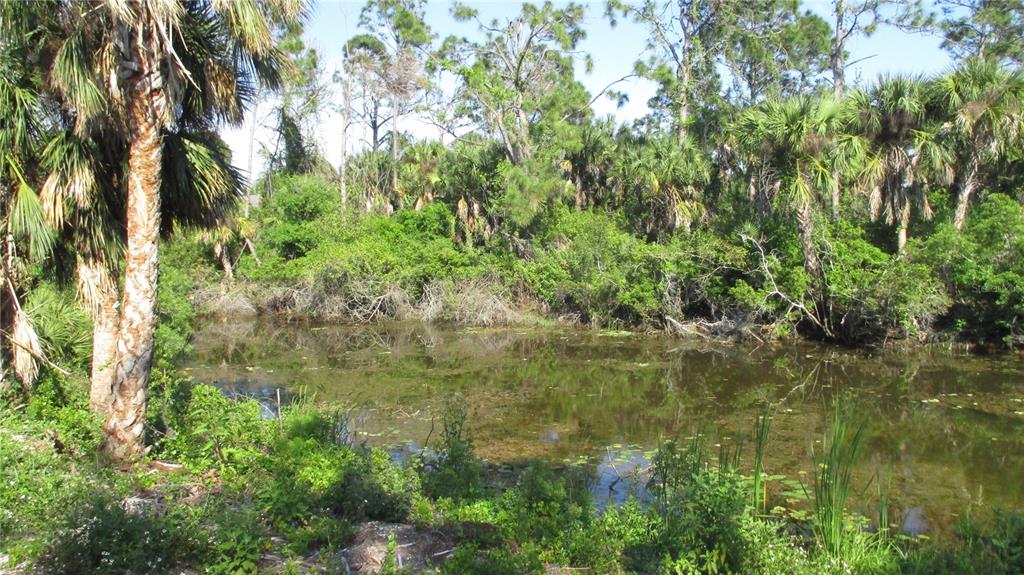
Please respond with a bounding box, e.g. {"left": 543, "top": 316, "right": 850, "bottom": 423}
{"left": 751, "top": 411, "right": 772, "bottom": 515}
{"left": 813, "top": 404, "right": 866, "bottom": 557}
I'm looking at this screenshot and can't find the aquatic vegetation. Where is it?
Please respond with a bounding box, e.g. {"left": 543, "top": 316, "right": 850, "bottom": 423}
{"left": 812, "top": 404, "right": 867, "bottom": 557}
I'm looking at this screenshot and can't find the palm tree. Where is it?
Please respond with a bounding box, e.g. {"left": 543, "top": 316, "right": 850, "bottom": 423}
{"left": 610, "top": 134, "right": 711, "bottom": 241}
{"left": 23, "top": 0, "right": 300, "bottom": 461}
{"left": 564, "top": 120, "right": 616, "bottom": 210}
{"left": 930, "top": 58, "right": 1024, "bottom": 230}
{"left": 844, "top": 76, "right": 952, "bottom": 254}
{"left": 734, "top": 96, "right": 840, "bottom": 281}
{"left": 0, "top": 9, "right": 55, "bottom": 389}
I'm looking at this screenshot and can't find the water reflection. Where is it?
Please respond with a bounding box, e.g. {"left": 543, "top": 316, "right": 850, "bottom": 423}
{"left": 182, "top": 318, "right": 1024, "bottom": 533}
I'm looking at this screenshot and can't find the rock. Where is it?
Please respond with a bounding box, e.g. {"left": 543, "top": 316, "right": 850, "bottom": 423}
{"left": 342, "top": 522, "right": 457, "bottom": 574}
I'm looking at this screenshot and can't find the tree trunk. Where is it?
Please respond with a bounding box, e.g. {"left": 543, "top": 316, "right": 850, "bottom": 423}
{"left": 677, "top": 72, "right": 690, "bottom": 143}
{"left": 390, "top": 118, "right": 400, "bottom": 211}
{"left": 371, "top": 102, "right": 381, "bottom": 153}
{"left": 215, "top": 242, "right": 234, "bottom": 282}
{"left": 102, "top": 33, "right": 164, "bottom": 462}
{"left": 831, "top": 0, "right": 846, "bottom": 99}
{"left": 79, "top": 258, "right": 119, "bottom": 413}
{"left": 953, "top": 152, "right": 981, "bottom": 230}
{"left": 676, "top": 2, "right": 691, "bottom": 143}
{"left": 896, "top": 202, "right": 910, "bottom": 255}
{"left": 795, "top": 199, "right": 820, "bottom": 282}
{"left": 339, "top": 80, "right": 350, "bottom": 207}
{"left": 244, "top": 87, "right": 261, "bottom": 218}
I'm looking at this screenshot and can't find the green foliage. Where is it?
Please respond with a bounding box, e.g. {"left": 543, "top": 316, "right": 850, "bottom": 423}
{"left": 24, "top": 284, "right": 91, "bottom": 371}
{"left": 38, "top": 496, "right": 194, "bottom": 575}
{"left": 822, "top": 220, "right": 950, "bottom": 342}
{"left": 499, "top": 463, "right": 593, "bottom": 549}
{"left": 646, "top": 438, "right": 753, "bottom": 574}
{"left": 905, "top": 510, "right": 1024, "bottom": 575}
{"left": 155, "top": 244, "right": 199, "bottom": 362}
{"left": 25, "top": 371, "right": 102, "bottom": 452}
{"left": 491, "top": 159, "right": 573, "bottom": 233}
{"left": 156, "top": 382, "right": 271, "bottom": 472}
{"left": 442, "top": 543, "right": 545, "bottom": 575}
{"left": 812, "top": 405, "right": 867, "bottom": 559}
{"left": 523, "top": 208, "right": 662, "bottom": 325}
{"left": 422, "top": 397, "right": 484, "bottom": 500}
{"left": 916, "top": 194, "right": 1024, "bottom": 344}
{"left": 200, "top": 508, "right": 265, "bottom": 575}
{"left": 258, "top": 174, "right": 342, "bottom": 261}
{"left": 0, "top": 409, "right": 114, "bottom": 561}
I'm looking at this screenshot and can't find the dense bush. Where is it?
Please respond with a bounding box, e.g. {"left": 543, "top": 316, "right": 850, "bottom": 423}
{"left": 822, "top": 220, "right": 949, "bottom": 343}
{"left": 38, "top": 496, "right": 195, "bottom": 575}
{"left": 522, "top": 208, "right": 663, "bottom": 325}
{"left": 916, "top": 194, "right": 1024, "bottom": 345}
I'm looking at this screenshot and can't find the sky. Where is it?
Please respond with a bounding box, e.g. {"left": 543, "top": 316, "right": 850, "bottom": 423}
{"left": 221, "top": 0, "right": 954, "bottom": 180}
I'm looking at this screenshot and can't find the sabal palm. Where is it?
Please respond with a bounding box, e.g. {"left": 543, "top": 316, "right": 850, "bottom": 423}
{"left": 844, "top": 76, "right": 951, "bottom": 254}
{"left": 930, "top": 58, "right": 1024, "bottom": 229}
{"left": 21, "top": 0, "right": 299, "bottom": 460}
{"left": 611, "top": 135, "right": 710, "bottom": 240}
{"left": 564, "top": 120, "right": 616, "bottom": 210}
{"left": 735, "top": 96, "right": 839, "bottom": 281}
{"left": 0, "top": 8, "right": 56, "bottom": 388}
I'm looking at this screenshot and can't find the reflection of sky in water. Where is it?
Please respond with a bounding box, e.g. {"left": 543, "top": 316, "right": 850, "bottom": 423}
{"left": 181, "top": 319, "right": 1024, "bottom": 534}
{"left": 592, "top": 447, "right": 650, "bottom": 509}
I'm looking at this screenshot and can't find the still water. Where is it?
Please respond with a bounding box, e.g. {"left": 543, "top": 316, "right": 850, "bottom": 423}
{"left": 182, "top": 318, "right": 1024, "bottom": 534}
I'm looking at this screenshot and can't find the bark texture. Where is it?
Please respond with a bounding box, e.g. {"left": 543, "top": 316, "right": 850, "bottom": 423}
{"left": 102, "top": 28, "right": 164, "bottom": 462}
{"left": 831, "top": 0, "right": 846, "bottom": 99}
{"left": 795, "top": 199, "right": 820, "bottom": 282}
{"left": 953, "top": 152, "right": 981, "bottom": 230}
{"left": 80, "top": 258, "right": 119, "bottom": 413}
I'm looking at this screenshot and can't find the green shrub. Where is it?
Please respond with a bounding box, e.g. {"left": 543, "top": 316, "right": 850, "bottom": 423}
{"left": 522, "top": 208, "right": 662, "bottom": 325}
{"left": 645, "top": 439, "right": 752, "bottom": 574}
{"left": 442, "top": 543, "right": 545, "bottom": 575}
{"left": 25, "top": 284, "right": 91, "bottom": 371}
{"left": 259, "top": 174, "right": 342, "bottom": 259}
{"left": 156, "top": 383, "right": 271, "bottom": 472}
{"left": 822, "top": 220, "right": 948, "bottom": 344}
{"left": 915, "top": 194, "right": 1024, "bottom": 345}
{"left": 201, "top": 507, "right": 264, "bottom": 575}
{"left": 25, "top": 371, "right": 102, "bottom": 453}
{"left": 498, "top": 463, "right": 593, "bottom": 562}
{"left": 422, "top": 398, "right": 484, "bottom": 500}
{"left": 38, "top": 496, "right": 193, "bottom": 575}
{"left": 155, "top": 254, "right": 198, "bottom": 362}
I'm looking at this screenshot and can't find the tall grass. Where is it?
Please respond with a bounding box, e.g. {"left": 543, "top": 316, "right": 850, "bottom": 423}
{"left": 813, "top": 404, "right": 866, "bottom": 557}
{"left": 751, "top": 411, "right": 772, "bottom": 515}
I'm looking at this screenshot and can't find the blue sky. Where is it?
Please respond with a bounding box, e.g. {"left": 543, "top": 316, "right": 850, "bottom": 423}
{"left": 223, "top": 0, "right": 954, "bottom": 178}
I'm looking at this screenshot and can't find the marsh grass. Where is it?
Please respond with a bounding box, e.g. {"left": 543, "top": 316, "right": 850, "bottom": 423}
{"left": 812, "top": 403, "right": 867, "bottom": 557}
{"left": 751, "top": 411, "right": 772, "bottom": 516}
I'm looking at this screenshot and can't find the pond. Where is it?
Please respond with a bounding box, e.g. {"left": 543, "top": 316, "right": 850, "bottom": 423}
{"left": 181, "top": 318, "right": 1024, "bottom": 535}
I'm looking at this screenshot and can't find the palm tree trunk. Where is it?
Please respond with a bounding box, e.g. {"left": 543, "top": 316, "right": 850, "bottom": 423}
{"left": 896, "top": 203, "right": 910, "bottom": 255}
{"left": 102, "top": 37, "right": 164, "bottom": 461}
{"left": 953, "top": 152, "right": 981, "bottom": 230}
{"left": 79, "top": 258, "right": 119, "bottom": 414}
{"left": 795, "top": 199, "right": 820, "bottom": 282}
